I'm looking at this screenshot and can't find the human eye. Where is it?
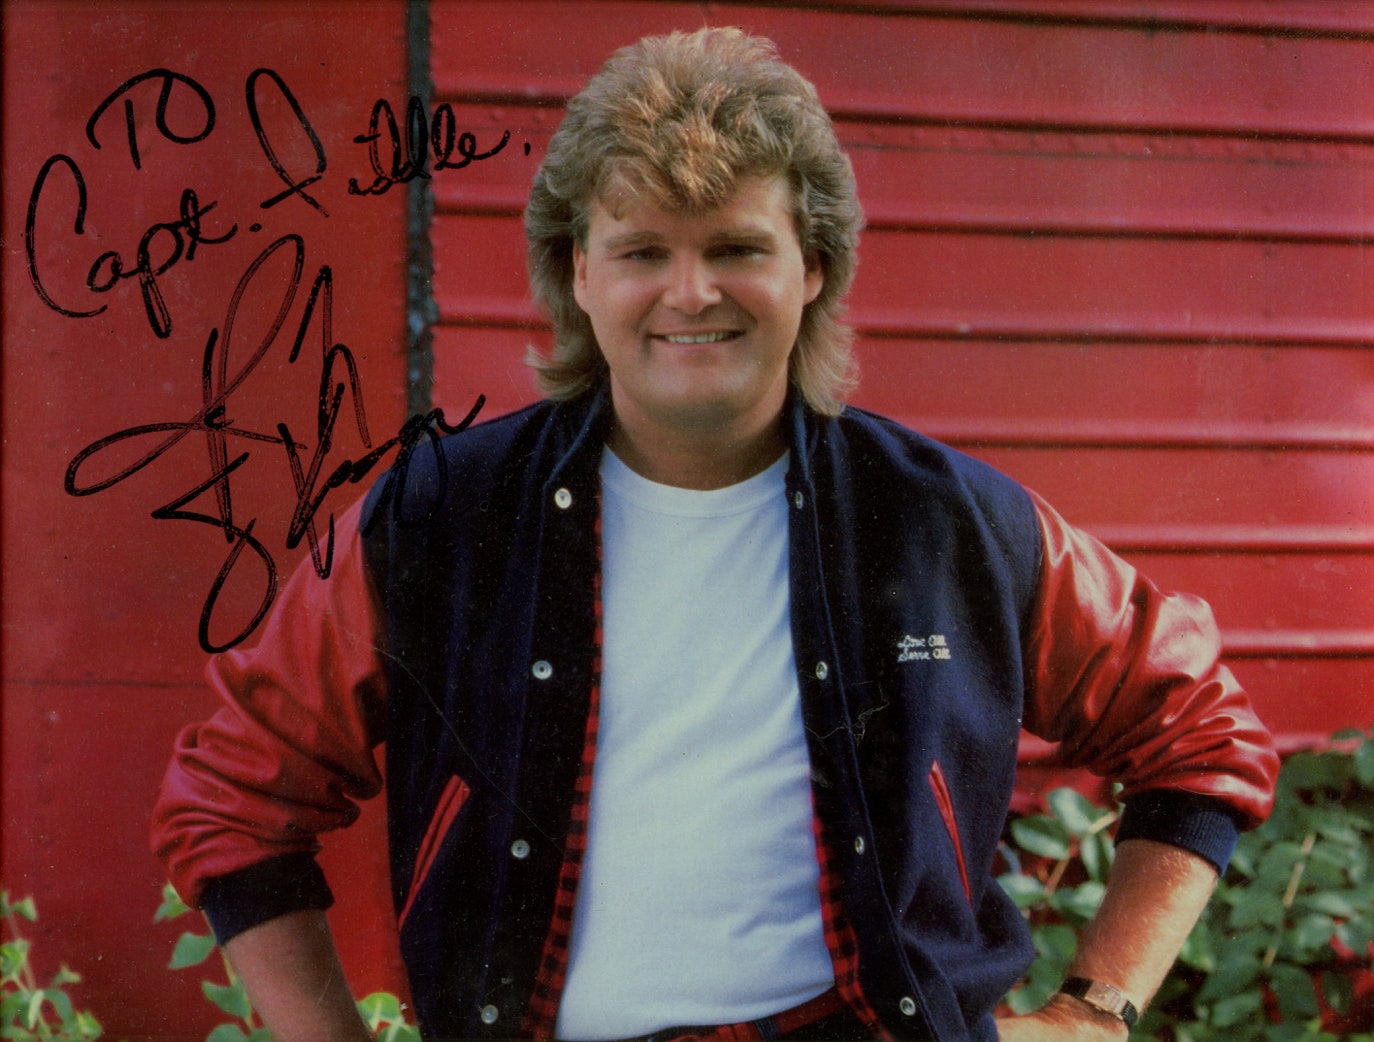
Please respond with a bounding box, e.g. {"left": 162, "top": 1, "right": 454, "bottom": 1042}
{"left": 616, "top": 245, "right": 666, "bottom": 262}
{"left": 713, "top": 240, "right": 768, "bottom": 260}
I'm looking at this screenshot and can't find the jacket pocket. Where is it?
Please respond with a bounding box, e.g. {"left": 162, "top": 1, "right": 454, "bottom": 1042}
{"left": 398, "top": 774, "right": 471, "bottom": 930}
{"left": 928, "top": 761, "right": 973, "bottom": 907}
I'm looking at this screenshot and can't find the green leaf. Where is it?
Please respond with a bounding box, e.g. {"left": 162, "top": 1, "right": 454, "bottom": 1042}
{"left": 1303, "top": 850, "right": 1354, "bottom": 892}
{"left": 1011, "top": 954, "right": 1062, "bottom": 1015}
{"left": 74, "top": 1008, "right": 104, "bottom": 1039}
{"left": 46, "top": 985, "right": 76, "bottom": 1024}
{"left": 996, "top": 873, "right": 1046, "bottom": 910}
{"left": 1009, "top": 815, "right": 1071, "bottom": 860}
{"left": 1229, "top": 891, "right": 1286, "bottom": 931}
{"left": 1046, "top": 788, "right": 1103, "bottom": 836}
{"left": 1002, "top": 985, "right": 1040, "bottom": 1016}
{"left": 1032, "top": 923, "right": 1077, "bottom": 967}
{"left": 202, "top": 980, "right": 254, "bottom": 1021}
{"left": 154, "top": 882, "right": 191, "bottom": 923}
{"left": 1355, "top": 737, "right": 1374, "bottom": 787}
{"left": 1177, "top": 918, "right": 1217, "bottom": 972}
{"left": 1312, "top": 814, "right": 1363, "bottom": 847}
{"left": 1050, "top": 880, "right": 1105, "bottom": 923}
{"left": 1297, "top": 890, "right": 1360, "bottom": 919}
{"left": 358, "top": 991, "right": 403, "bottom": 1023}
{"left": 1269, "top": 963, "right": 1320, "bottom": 1022}
{"left": 1281, "top": 752, "right": 1348, "bottom": 793}
{"left": 1255, "top": 840, "right": 1307, "bottom": 889}
{"left": 1197, "top": 945, "right": 1262, "bottom": 1003}
{"left": 1289, "top": 913, "right": 1337, "bottom": 955}
{"left": 1078, "top": 829, "right": 1113, "bottom": 883}
{"left": 11, "top": 897, "right": 38, "bottom": 923}
{"left": 2, "top": 990, "right": 29, "bottom": 1022}
{"left": 26, "top": 988, "right": 46, "bottom": 1030}
{"left": 1, "top": 938, "right": 31, "bottom": 978}
{"left": 1228, "top": 839, "right": 1259, "bottom": 879}
{"left": 1267, "top": 1025, "right": 1320, "bottom": 1042}
{"left": 169, "top": 930, "right": 217, "bottom": 970}
{"left": 1320, "top": 970, "right": 1355, "bottom": 1018}
{"left": 206, "top": 1025, "right": 252, "bottom": 1042}
{"left": 49, "top": 964, "right": 82, "bottom": 988}
{"left": 1335, "top": 915, "right": 1374, "bottom": 956}
{"left": 1208, "top": 988, "right": 1264, "bottom": 1029}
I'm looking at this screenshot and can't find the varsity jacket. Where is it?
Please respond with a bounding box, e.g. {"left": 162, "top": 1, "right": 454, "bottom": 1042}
{"left": 152, "top": 388, "right": 1278, "bottom": 1041}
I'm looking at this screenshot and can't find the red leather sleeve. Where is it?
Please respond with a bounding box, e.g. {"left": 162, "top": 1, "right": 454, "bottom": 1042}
{"left": 1022, "top": 492, "right": 1279, "bottom": 828}
{"left": 150, "top": 496, "right": 387, "bottom": 908}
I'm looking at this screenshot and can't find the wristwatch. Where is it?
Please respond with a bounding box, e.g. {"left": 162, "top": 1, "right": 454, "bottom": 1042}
{"left": 1058, "top": 977, "right": 1140, "bottom": 1030}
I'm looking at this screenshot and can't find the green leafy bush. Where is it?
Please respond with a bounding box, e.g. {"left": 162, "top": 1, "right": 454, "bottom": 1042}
{"left": 998, "top": 786, "right": 1119, "bottom": 1013}
{"left": 1, "top": 891, "right": 103, "bottom": 1041}
{"left": 156, "top": 883, "right": 419, "bottom": 1042}
{"left": 1003, "top": 727, "right": 1374, "bottom": 1040}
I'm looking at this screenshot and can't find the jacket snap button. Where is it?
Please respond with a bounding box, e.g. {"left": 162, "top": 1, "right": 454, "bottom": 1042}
{"left": 510, "top": 838, "right": 531, "bottom": 860}
{"left": 815, "top": 661, "right": 829, "bottom": 680}
{"left": 854, "top": 836, "right": 866, "bottom": 855}
{"left": 531, "top": 660, "right": 553, "bottom": 680}
{"left": 480, "top": 1004, "right": 500, "bottom": 1025}
{"left": 899, "top": 996, "right": 917, "bottom": 1017}
{"left": 792, "top": 491, "right": 804, "bottom": 509}
{"left": 554, "top": 488, "right": 573, "bottom": 509}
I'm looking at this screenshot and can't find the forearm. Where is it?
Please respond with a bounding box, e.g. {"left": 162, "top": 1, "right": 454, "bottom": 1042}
{"left": 999, "top": 837, "right": 1219, "bottom": 1040}
{"left": 1068, "top": 837, "right": 1218, "bottom": 1008}
{"left": 222, "top": 910, "right": 373, "bottom": 1042}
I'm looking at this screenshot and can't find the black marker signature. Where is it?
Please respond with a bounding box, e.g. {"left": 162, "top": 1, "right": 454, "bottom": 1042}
{"left": 349, "top": 96, "right": 511, "bottom": 196}
{"left": 25, "top": 155, "right": 237, "bottom": 338}
{"left": 65, "top": 234, "right": 484, "bottom": 652}
{"left": 88, "top": 65, "right": 333, "bottom": 217}
{"left": 28, "top": 70, "right": 519, "bottom": 337}
{"left": 85, "top": 67, "right": 216, "bottom": 171}
{"left": 248, "top": 67, "right": 331, "bottom": 216}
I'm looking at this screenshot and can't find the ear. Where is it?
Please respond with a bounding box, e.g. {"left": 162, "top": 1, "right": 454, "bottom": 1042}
{"left": 802, "top": 251, "right": 824, "bottom": 306}
{"left": 572, "top": 240, "right": 589, "bottom": 312}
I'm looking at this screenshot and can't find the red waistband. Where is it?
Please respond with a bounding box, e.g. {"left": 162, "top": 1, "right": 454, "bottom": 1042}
{"left": 647, "top": 986, "right": 849, "bottom": 1042}
{"left": 768, "top": 986, "right": 848, "bottom": 1036}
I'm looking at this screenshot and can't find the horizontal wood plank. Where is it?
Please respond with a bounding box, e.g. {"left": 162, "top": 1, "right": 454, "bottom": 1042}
{"left": 433, "top": 2, "right": 1374, "bottom": 140}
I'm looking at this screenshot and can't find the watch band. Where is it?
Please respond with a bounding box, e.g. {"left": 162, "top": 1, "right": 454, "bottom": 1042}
{"left": 1058, "top": 977, "right": 1140, "bottom": 1030}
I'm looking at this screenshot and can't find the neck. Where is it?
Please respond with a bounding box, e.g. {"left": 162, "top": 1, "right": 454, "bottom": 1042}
{"left": 606, "top": 415, "right": 787, "bottom": 490}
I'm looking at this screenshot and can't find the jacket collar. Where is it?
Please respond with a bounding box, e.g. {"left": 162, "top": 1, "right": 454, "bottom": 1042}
{"left": 543, "top": 384, "right": 616, "bottom": 494}
{"left": 783, "top": 387, "right": 821, "bottom": 495}
{"left": 546, "top": 381, "right": 823, "bottom": 493}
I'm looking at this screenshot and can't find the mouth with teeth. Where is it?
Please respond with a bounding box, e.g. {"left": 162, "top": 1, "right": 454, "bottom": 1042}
{"left": 659, "top": 331, "right": 742, "bottom": 345}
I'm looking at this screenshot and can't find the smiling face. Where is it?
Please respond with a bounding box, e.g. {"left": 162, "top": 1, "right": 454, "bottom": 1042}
{"left": 572, "top": 175, "right": 824, "bottom": 475}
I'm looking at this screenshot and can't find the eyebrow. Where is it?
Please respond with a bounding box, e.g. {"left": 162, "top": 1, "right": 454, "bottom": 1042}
{"left": 600, "top": 231, "right": 661, "bottom": 252}
{"left": 598, "top": 227, "right": 781, "bottom": 252}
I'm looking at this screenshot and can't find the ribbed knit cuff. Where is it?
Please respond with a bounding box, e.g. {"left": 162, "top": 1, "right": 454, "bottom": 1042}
{"left": 1116, "top": 790, "right": 1244, "bottom": 874}
{"left": 200, "top": 852, "right": 335, "bottom": 944}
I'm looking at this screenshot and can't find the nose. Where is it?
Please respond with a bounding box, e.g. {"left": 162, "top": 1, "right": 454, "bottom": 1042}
{"left": 661, "top": 255, "right": 721, "bottom": 315}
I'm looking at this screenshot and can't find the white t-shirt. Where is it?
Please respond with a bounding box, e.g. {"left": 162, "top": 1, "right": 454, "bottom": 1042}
{"left": 554, "top": 450, "right": 833, "bottom": 1041}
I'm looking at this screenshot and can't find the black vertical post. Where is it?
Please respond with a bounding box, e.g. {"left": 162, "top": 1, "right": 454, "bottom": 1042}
{"left": 405, "top": 0, "right": 436, "bottom": 417}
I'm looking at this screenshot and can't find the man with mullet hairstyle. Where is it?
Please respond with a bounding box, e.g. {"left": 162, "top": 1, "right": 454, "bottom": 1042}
{"left": 153, "top": 27, "right": 1278, "bottom": 1042}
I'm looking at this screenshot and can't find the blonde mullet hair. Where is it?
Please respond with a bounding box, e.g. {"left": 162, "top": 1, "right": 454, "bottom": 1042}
{"left": 524, "top": 27, "right": 863, "bottom": 415}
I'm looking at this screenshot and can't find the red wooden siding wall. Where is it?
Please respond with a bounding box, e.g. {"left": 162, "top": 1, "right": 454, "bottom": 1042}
{"left": 2, "top": 3, "right": 412, "bottom": 1036}
{"left": 430, "top": 1, "right": 1374, "bottom": 752}
{"left": 2, "top": 2, "right": 1371, "bottom": 1037}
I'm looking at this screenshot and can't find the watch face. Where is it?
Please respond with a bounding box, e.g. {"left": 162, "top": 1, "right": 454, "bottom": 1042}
{"left": 1062, "top": 977, "right": 1139, "bottom": 1028}
{"left": 1083, "top": 980, "right": 1128, "bottom": 1014}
